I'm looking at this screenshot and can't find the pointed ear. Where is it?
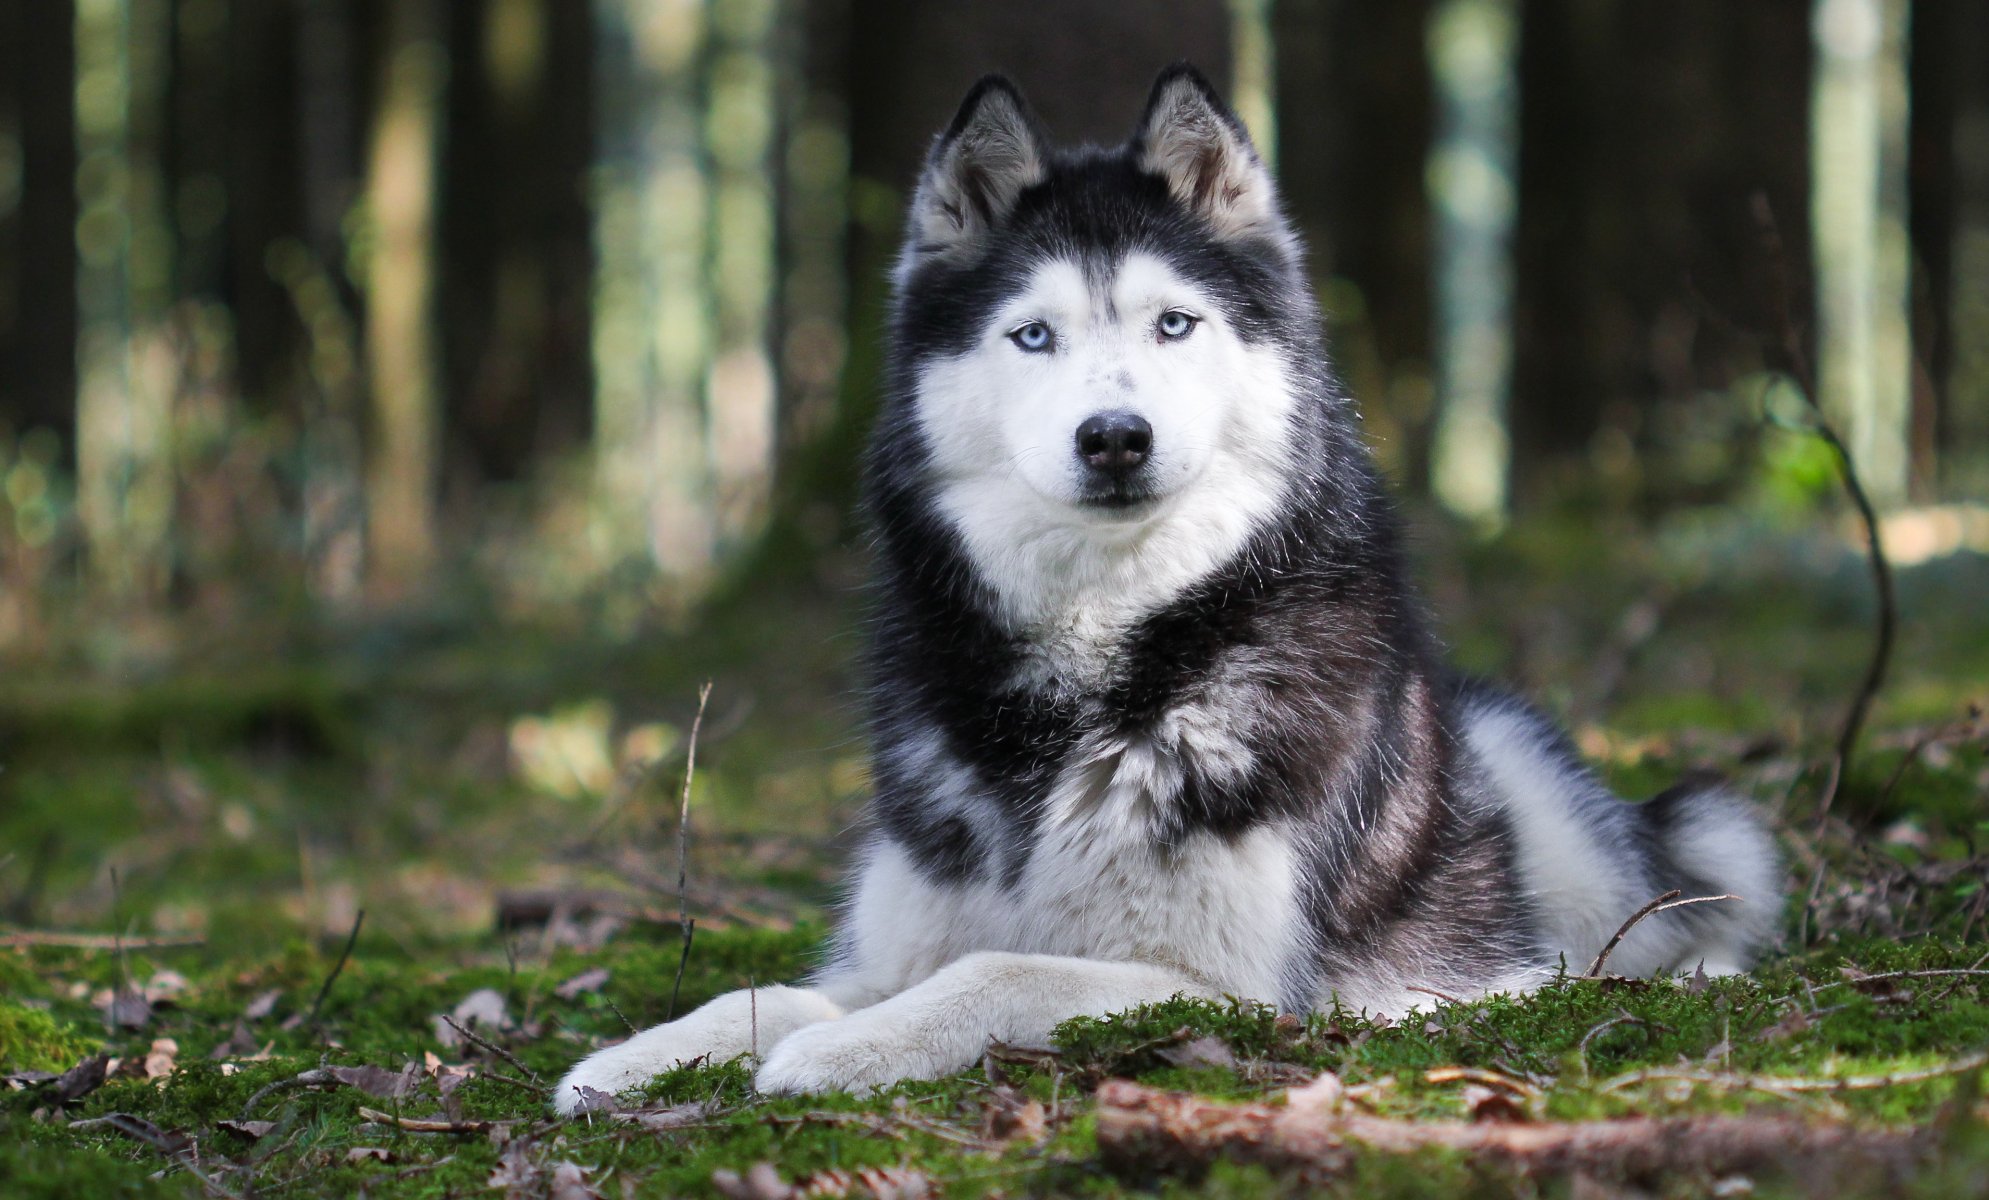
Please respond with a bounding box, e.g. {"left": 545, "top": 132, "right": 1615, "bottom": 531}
{"left": 1133, "top": 64, "right": 1283, "bottom": 243}
{"left": 904, "top": 76, "right": 1047, "bottom": 266}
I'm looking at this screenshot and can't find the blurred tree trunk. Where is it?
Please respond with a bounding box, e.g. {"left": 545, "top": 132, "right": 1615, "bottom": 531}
{"left": 439, "top": 0, "right": 593, "bottom": 488}
{"left": 1274, "top": 0, "right": 1435, "bottom": 489}
{"left": 75, "top": 0, "right": 176, "bottom": 596}
{"left": 2, "top": 0, "right": 79, "bottom": 451}
{"left": 1510, "top": 1, "right": 1814, "bottom": 505}
{"left": 1910, "top": 0, "right": 1989, "bottom": 492}
{"left": 591, "top": 0, "right": 714, "bottom": 579}
{"left": 704, "top": 0, "right": 780, "bottom": 552}
{"left": 362, "top": 0, "right": 445, "bottom": 599}
{"left": 225, "top": 0, "right": 307, "bottom": 412}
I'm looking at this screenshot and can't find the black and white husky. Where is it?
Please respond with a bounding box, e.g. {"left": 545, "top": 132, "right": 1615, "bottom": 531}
{"left": 555, "top": 65, "right": 1778, "bottom": 1111}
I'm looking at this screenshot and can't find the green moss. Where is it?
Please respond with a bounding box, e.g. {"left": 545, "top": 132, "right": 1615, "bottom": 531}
{"left": 0, "top": 1001, "right": 99, "bottom": 1073}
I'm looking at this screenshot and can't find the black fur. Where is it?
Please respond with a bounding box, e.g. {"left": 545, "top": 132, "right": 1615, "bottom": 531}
{"left": 857, "top": 65, "right": 1550, "bottom": 1004}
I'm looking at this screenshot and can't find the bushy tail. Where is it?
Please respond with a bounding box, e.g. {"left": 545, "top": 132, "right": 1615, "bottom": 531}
{"left": 1635, "top": 778, "right": 1783, "bottom": 974}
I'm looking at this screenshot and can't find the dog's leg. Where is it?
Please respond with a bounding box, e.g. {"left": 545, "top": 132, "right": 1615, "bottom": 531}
{"left": 755, "top": 952, "right": 1209, "bottom": 1094}
{"left": 553, "top": 984, "right": 844, "bottom": 1114}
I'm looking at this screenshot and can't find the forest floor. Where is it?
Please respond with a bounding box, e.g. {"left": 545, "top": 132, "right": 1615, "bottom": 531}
{"left": 3, "top": 507, "right": 1987, "bottom": 1198}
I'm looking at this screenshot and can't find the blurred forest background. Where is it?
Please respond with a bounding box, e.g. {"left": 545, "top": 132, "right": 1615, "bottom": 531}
{"left": 0, "top": 0, "right": 1987, "bottom": 945}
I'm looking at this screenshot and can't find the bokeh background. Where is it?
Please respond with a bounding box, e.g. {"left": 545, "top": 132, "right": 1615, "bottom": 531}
{"left": 0, "top": 0, "right": 1985, "bottom": 949}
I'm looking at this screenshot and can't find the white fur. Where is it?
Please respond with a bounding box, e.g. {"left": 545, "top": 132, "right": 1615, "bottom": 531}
{"left": 1462, "top": 702, "right": 1778, "bottom": 979}
{"left": 914, "top": 253, "right": 1297, "bottom": 674}
{"left": 756, "top": 952, "right": 1203, "bottom": 1094}
{"left": 553, "top": 985, "right": 844, "bottom": 1114}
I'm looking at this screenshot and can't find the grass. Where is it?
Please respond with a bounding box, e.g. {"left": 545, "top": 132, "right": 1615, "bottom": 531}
{"left": 2, "top": 510, "right": 1986, "bottom": 1196}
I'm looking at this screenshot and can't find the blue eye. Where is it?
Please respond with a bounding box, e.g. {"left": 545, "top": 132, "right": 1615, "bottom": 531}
{"left": 1010, "top": 321, "right": 1054, "bottom": 352}
{"left": 1158, "top": 310, "right": 1198, "bottom": 340}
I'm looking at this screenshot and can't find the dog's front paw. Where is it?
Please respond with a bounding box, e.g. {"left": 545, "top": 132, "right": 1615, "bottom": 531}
{"left": 554, "top": 1035, "right": 726, "bottom": 1115}
{"left": 754, "top": 1014, "right": 956, "bottom": 1095}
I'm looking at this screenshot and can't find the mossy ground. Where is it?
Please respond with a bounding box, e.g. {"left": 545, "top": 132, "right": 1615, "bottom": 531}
{"left": 3, "top": 513, "right": 1986, "bottom": 1196}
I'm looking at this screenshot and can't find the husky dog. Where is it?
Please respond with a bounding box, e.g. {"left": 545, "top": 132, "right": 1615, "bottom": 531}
{"left": 554, "top": 65, "right": 1778, "bottom": 1112}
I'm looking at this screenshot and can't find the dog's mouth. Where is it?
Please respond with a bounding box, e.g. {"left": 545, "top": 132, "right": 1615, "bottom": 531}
{"left": 1075, "top": 481, "right": 1163, "bottom": 514}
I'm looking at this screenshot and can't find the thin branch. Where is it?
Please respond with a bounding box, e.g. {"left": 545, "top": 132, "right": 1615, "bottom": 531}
{"left": 305, "top": 909, "right": 365, "bottom": 1031}
{"left": 439, "top": 1014, "right": 544, "bottom": 1091}
{"left": 1751, "top": 193, "right": 1897, "bottom": 819}
{"left": 1603, "top": 1047, "right": 1989, "bottom": 1095}
{"left": 1093, "top": 1080, "right": 1926, "bottom": 1181}
{"left": 667, "top": 681, "right": 712, "bottom": 1021}
{"left": 356, "top": 1105, "right": 496, "bottom": 1134}
{"left": 1584, "top": 891, "right": 1740, "bottom": 978}
{"left": 0, "top": 929, "right": 205, "bottom": 950}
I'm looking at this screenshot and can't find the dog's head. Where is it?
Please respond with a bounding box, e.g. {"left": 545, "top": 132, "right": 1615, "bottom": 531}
{"left": 877, "top": 66, "right": 1334, "bottom": 629}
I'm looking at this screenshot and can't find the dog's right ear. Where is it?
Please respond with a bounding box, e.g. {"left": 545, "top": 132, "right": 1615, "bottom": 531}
{"left": 904, "top": 76, "right": 1046, "bottom": 267}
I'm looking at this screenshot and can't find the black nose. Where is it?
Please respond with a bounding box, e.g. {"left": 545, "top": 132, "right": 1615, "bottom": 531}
{"left": 1074, "top": 412, "right": 1153, "bottom": 473}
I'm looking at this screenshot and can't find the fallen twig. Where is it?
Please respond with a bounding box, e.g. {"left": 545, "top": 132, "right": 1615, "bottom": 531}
{"left": 1093, "top": 1079, "right": 1926, "bottom": 1182}
{"left": 667, "top": 682, "right": 712, "bottom": 1021}
{"left": 0, "top": 929, "right": 205, "bottom": 950}
{"left": 1583, "top": 891, "right": 1739, "bottom": 978}
{"left": 239, "top": 1067, "right": 338, "bottom": 1121}
{"left": 305, "top": 909, "right": 365, "bottom": 1031}
{"left": 356, "top": 1105, "right": 496, "bottom": 1134}
{"left": 1602, "top": 1047, "right": 1989, "bottom": 1096}
{"left": 438, "top": 1014, "right": 544, "bottom": 1092}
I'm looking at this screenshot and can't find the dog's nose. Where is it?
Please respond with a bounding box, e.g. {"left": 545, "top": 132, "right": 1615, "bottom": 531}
{"left": 1074, "top": 412, "right": 1153, "bottom": 473}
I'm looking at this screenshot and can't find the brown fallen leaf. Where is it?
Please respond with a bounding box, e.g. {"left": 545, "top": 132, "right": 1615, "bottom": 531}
{"left": 328, "top": 1062, "right": 420, "bottom": 1099}
{"left": 346, "top": 1146, "right": 395, "bottom": 1163}
{"left": 981, "top": 1086, "right": 1047, "bottom": 1144}
{"left": 243, "top": 988, "right": 282, "bottom": 1020}
{"left": 53, "top": 1054, "right": 110, "bottom": 1104}
{"left": 713, "top": 1163, "right": 795, "bottom": 1200}
{"left": 143, "top": 1038, "right": 179, "bottom": 1081}
{"left": 1157, "top": 1036, "right": 1239, "bottom": 1071}
{"left": 550, "top": 1161, "right": 605, "bottom": 1200}
{"left": 555, "top": 967, "right": 611, "bottom": 1000}
{"left": 489, "top": 1139, "right": 542, "bottom": 1196}
{"left": 216, "top": 1119, "right": 277, "bottom": 1140}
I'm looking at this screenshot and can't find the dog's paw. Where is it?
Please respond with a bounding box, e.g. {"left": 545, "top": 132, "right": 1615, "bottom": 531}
{"left": 552, "top": 1040, "right": 711, "bottom": 1115}
{"left": 753, "top": 1013, "right": 956, "bottom": 1095}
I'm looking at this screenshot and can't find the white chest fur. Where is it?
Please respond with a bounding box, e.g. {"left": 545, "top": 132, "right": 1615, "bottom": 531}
{"left": 842, "top": 732, "right": 1305, "bottom": 1006}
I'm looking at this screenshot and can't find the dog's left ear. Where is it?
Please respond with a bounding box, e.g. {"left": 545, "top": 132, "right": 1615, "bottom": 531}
{"left": 1133, "top": 64, "right": 1283, "bottom": 244}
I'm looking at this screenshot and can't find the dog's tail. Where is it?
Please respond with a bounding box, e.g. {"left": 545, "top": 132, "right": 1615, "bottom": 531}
{"left": 1632, "top": 776, "right": 1782, "bottom": 975}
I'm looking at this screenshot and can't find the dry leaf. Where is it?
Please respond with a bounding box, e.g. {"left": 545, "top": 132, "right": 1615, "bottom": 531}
{"left": 550, "top": 1161, "right": 605, "bottom": 1200}
{"left": 217, "top": 1119, "right": 276, "bottom": 1140}
{"left": 1157, "top": 1036, "right": 1239, "bottom": 1071}
{"left": 243, "top": 989, "right": 282, "bottom": 1020}
{"left": 563, "top": 1085, "right": 617, "bottom": 1116}
{"left": 1283, "top": 1071, "right": 1344, "bottom": 1117}
{"left": 328, "top": 1063, "right": 420, "bottom": 1099}
{"left": 713, "top": 1163, "right": 796, "bottom": 1200}
{"left": 555, "top": 968, "right": 611, "bottom": 1000}
{"left": 53, "top": 1055, "right": 109, "bottom": 1104}
{"left": 346, "top": 1146, "right": 395, "bottom": 1163}
{"left": 142, "top": 1038, "right": 178, "bottom": 1080}
{"left": 981, "top": 1086, "right": 1046, "bottom": 1143}
{"left": 1462, "top": 1084, "right": 1529, "bottom": 1123}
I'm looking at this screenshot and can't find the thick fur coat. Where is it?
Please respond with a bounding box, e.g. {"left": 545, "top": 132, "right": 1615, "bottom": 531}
{"left": 555, "top": 65, "right": 1779, "bottom": 1112}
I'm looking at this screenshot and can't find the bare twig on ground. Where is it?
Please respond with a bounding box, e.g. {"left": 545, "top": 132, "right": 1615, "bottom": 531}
{"left": 1583, "top": 891, "right": 1739, "bottom": 978}
{"left": 0, "top": 929, "right": 205, "bottom": 949}
{"left": 1602, "top": 1047, "right": 1989, "bottom": 1095}
{"left": 356, "top": 1105, "right": 497, "bottom": 1134}
{"left": 1751, "top": 194, "right": 1896, "bottom": 821}
{"left": 240, "top": 1068, "right": 339, "bottom": 1121}
{"left": 438, "top": 1014, "right": 544, "bottom": 1092}
{"left": 305, "top": 909, "right": 364, "bottom": 1031}
{"left": 667, "top": 682, "right": 712, "bottom": 1021}
{"left": 1093, "top": 1079, "right": 1927, "bottom": 1182}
